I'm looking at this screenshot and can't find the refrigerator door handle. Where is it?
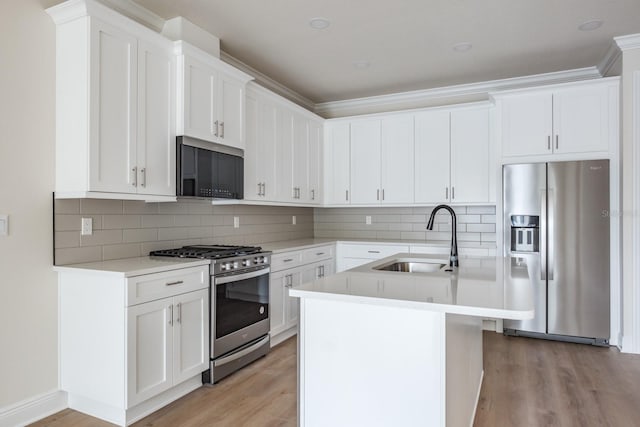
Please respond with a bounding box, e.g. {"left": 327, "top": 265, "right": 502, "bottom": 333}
{"left": 547, "top": 188, "right": 555, "bottom": 281}
{"left": 540, "top": 189, "right": 547, "bottom": 281}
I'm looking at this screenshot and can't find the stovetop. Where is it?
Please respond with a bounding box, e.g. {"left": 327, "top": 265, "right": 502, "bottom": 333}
{"left": 150, "top": 245, "right": 263, "bottom": 260}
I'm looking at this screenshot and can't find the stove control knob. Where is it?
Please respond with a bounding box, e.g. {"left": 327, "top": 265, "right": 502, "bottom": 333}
{"left": 233, "top": 261, "right": 239, "bottom": 269}
{"left": 243, "top": 259, "right": 251, "bottom": 267}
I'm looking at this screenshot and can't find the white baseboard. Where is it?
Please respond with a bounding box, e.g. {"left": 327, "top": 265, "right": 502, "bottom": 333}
{"left": 0, "top": 390, "right": 67, "bottom": 427}
{"left": 271, "top": 327, "right": 297, "bottom": 347}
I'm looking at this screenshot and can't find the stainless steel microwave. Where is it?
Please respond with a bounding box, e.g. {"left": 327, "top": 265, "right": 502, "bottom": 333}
{"left": 176, "top": 136, "right": 244, "bottom": 199}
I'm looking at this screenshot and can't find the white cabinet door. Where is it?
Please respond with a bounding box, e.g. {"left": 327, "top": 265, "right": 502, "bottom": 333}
{"left": 137, "top": 38, "right": 175, "bottom": 197}
{"left": 308, "top": 120, "right": 323, "bottom": 204}
{"left": 414, "top": 110, "right": 450, "bottom": 203}
{"left": 270, "top": 270, "right": 287, "bottom": 336}
{"left": 450, "top": 108, "right": 490, "bottom": 203}
{"left": 285, "top": 271, "right": 301, "bottom": 327}
{"left": 89, "top": 19, "right": 137, "bottom": 193}
{"left": 172, "top": 289, "right": 208, "bottom": 385}
{"left": 259, "top": 99, "right": 278, "bottom": 200}
{"left": 127, "top": 298, "right": 172, "bottom": 407}
{"left": 218, "top": 73, "right": 245, "bottom": 149}
{"left": 244, "top": 92, "right": 260, "bottom": 200}
{"left": 553, "top": 85, "right": 610, "bottom": 154}
{"left": 182, "top": 55, "right": 217, "bottom": 142}
{"left": 501, "top": 92, "right": 552, "bottom": 157}
{"left": 293, "top": 114, "right": 310, "bottom": 202}
{"left": 381, "top": 115, "right": 414, "bottom": 204}
{"left": 350, "top": 120, "right": 381, "bottom": 204}
{"left": 276, "top": 108, "right": 294, "bottom": 202}
{"left": 325, "top": 123, "right": 351, "bottom": 204}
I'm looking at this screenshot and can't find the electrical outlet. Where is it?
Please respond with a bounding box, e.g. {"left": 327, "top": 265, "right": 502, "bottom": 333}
{"left": 0, "top": 214, "right": 8, "bottom": 236}
{"left": 233, "top": 216, "right": 240, "bottom": 228}
{"left": 81, "top": 217, "right": 93, "bottom": 236}
{"left": 365, "top": 215, "right": 372, "bottom": 225}
{"left": 292, "top": 215, "right": 297, "bottom": 225}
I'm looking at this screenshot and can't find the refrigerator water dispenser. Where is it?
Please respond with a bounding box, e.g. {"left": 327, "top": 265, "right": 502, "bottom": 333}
{"left": 510, "top": 215, "right": 539, "bottom": 253}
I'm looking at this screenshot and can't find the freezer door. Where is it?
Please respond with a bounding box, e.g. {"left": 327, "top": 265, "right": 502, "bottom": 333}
{"left": 547, "top": 160, "right": 610, "bottom": 340}
{"left": 503, "top": 163, "right": 547, "bottom": 334}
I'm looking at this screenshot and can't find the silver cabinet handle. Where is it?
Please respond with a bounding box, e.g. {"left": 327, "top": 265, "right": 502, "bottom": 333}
{"left": 311, "top": 189, "right": 315, "bottom": 200}
{"left": 166, "top": 280, "right": 184, "bottom": 286}
{"left": 555, "top": 135, "right": 559, "bottom": 150}
{"left": 283, "top": 258, "right": 294, "bottom": 263}
{"left": 382, "top": 189, "right": 385, "bottom": 201}
{"left": 321, "top": 265, "right": 325, "bottom": 276}
{"left": 285, "top": 274, "right": 293, "bottom": 288}
{"left": 257, "top": 183, "right": 262, "bottom": 196}
{"left": 220, "top": 121, "right": 225, "bottom": 138}
{"left": 547, "top": 135, "right": 551, "bottom": 150}
{"left": 317, "top": 266, "right": 322, "bottom": 278}
{"left": 368, "top": 250, "right": 380, "bottom": 254}
{"left": 316, "top": 252, "right": 325, "bottom": 256}
{"left": 445, "top": 187, "right": 448, "bottom": 199}
{"left": 132, "top": 167, "right": 137, "bottom": 187}
{"left": 451, "top": 187, "right": 455, "bottom": 200}
{"left": 168, "top": 304, "right": 173, "bottom": 326}
{"left": 377, "top": 189, "right": 380, "bottom": 200}
{"left": 176, "top": 302, "right": 181, "bottom": 324}
{"left": 140, "top": 168, "right": 146, "bottom": 188}
{"left": 346, "top": 190, "right": 349, "bottom": 201}
{"left": 263, "top": 182, "right": 266, "bottom": 196}
{"left": 214, "top": 120, "right": 219, "bottom": 137}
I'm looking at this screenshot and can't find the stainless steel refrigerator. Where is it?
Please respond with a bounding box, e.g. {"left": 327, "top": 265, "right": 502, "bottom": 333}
{"left": 503, "top": 160, "right": 610, "bottom": 345}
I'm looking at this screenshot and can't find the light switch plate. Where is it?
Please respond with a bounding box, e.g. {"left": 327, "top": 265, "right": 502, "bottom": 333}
{"left": 233, "top": 216, "right": 240, "bottom": 228}
{"left": 366, "top": 216, "right": 372, "bottom": 225}
{"left": 292, "top": 215, "right": 297, "bottom": 225}
{"left": 0, "top": 214, "right": 8, "bottom": 236}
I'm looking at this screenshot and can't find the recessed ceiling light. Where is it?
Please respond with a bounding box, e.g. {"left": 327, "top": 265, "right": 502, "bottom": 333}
{"left": 578, "top": 20, "right": 604, "bottom": 31}
{"left": 353, "top": 60, "right": 371, "bottom": 69}
{"left": 309, "top": 17, "right": 330, "bottom": 30}
{"left": 452, "top": 42, "right": 473, "bottom": 53}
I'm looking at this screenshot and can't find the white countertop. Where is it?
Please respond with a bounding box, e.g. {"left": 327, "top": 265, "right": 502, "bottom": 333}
{"left": 53, "top": 257, "right": 210, "bottom": 277}
{"left": 289, "top": 253, "right": 534, "bottom": 320}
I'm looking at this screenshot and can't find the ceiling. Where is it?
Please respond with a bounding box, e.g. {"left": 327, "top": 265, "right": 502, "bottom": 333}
{"left": 132, "top": 0, "right": 640, "bottom": 104}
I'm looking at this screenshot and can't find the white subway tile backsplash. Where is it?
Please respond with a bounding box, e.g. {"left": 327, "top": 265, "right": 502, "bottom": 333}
{"left": 123, "top": 200, "right": 159, "bottom": 214}
{"left": 467, "top": 206, "right": 496, "bottom": 214}
{"left": 466, "top": 223, "right": 496, "bottom": 233}
{"left": 80, "top": 199, "right": 124, "bottom": 214}
{"left": 56, "top": 246, "right": 102, "bottom": 265}
{"left": 102, "top": 215, "right": 141, "bottom": 230}
{"left": 55, "top": 231, "right": 80, "bottom": 249}
{"left": 80, "top": 229, "right": 123, "bottom": 246}
{"left": 103, "top": 243, "right": 141, "bottom": 261}
{"left": 123, "top": 228, "right": 158, "bottom": 243}
{"left": 55, "top": 214, "right": 102, "bottom": 232}
{"left": 54, "top": 199, "right": 80, "bottom": 214}
{"left": 141, "top": 215, "right": 175, "bottom": 228}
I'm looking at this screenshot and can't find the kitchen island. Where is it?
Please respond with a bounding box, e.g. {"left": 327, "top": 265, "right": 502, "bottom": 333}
{"left": 289, "top": 253, "right": 533, "bottom": 427}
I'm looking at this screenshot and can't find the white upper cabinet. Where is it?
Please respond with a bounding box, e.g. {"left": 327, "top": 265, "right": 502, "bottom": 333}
{"left": 414, "top": 106, "right": 491, "bottom": 204}
{"left": 380, "top": 115, "right": 415, "bottom": 203}
{"left": 292, "top": 114, "right": 310, "bottom": 202}
{"left": 308, "top": 120, "right": 323, "bottom": 203}
{"left": 48, "top": 2, "right": 176, "bottom": 201}
{"left": 350, "top": 120, "right": 382, "bottom": 204}
{"left": 495, "top": 78, "right": 619, "bottom": 158}
{"left": 324, "top": 122, "right": 351, "bottom": 205}
{"left": 176, "top": 42, "right": 253, "bottom": 150}
{"left": 414, "top": 110, "right": 450, "bottom": 203}
{"left": 244, "top": 86, "right": 277, "bottom": 200}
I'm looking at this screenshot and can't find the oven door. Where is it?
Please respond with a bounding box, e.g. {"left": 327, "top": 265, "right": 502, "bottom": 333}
{"left": 212, "top": 267, "right": 270, "bottom": 358}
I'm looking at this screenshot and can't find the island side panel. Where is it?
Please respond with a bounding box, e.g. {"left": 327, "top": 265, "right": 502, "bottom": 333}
{"left": 445, "top": 313, "right": 484, "bottom": 427}
{"left": 298, "top": 297, "right": 446, "bottom": 427}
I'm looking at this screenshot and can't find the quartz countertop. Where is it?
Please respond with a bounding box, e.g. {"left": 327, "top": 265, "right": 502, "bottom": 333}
{"left": 53, "top": 257, "right": 210, "bottom": 277}
{"left": 289, "top": 253, "right": 533, "bottom": 320}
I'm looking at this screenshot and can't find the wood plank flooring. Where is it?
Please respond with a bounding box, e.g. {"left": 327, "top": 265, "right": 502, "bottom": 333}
{"left": 31, "top": 333, "right": 640, "bottom": 427}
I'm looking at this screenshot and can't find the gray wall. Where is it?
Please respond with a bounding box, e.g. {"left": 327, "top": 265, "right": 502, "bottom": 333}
{"left": 314, "top": 206, "right": 496, "bottom": 243}
{"left": 54, "top": 199, "right": 314, "bottom": 265}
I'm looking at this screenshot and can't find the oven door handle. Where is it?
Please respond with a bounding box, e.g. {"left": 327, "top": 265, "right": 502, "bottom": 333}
{"left": 214, "top": 335, "right": 270, "bottom": 367}
{"left": 215, "top": 268, "right": 270, "bottom": 285}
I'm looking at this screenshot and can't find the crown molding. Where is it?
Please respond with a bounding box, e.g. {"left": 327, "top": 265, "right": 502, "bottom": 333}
{"left": 598, "top": 41, "right": 622, "bottom": 76}
{"left": 615, "top": 33, "right": 640, "bottom": 51}
{"left": 96, "top": 0, "right": 165, "bottom": 32}
{"left": 315, "top": 67, "right": 602, "bottom": 117}
{"left": 220, "top": 51, "right": 316, "bottom": 111}
{"left": 175, "top": 42, "right": 253, "bottom": 83}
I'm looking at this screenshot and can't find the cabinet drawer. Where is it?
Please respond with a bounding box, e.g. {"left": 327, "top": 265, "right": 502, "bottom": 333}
{"left": 302, "top": 245, "right": 334, "bottom": 264}
{"left": 126, "top": 265, "right": 209, "bottom": 306}
{"left": 271, "top": 252, "right": 303, "bottom": 272}
{"left": 341, "top": 244, "right": 409, "bottom": 259}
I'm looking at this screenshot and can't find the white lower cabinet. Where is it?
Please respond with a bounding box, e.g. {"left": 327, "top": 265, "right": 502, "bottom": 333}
{"left": 58, "top": 263, "right": 209, "bottom": 426}
{"left": 337, "top": 243, "right": 410, "bottom": 272}
{"left": 270, "top": 245, "right": 335, "bottom": 344}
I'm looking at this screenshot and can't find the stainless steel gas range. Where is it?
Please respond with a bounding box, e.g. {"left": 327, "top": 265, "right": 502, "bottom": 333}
{"left": 150, "top": 245, "right": 271, "bottom": 383}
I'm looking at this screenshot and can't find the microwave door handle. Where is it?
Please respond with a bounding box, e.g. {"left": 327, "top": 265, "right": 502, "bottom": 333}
{"left": 215, "top": 268, "right": 270, "bottom": 285}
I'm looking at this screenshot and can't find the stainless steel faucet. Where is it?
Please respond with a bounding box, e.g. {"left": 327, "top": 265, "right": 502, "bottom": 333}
{"left": 426, "top": 205, "right": 459, "bottom": 268}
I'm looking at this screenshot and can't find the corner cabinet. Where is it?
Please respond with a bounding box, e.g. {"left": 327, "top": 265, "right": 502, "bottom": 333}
{"left": 47, "top": 1, "right": 176, "bottom": 201}
{"left": 57, "top": 262, "right": 210, "bottom": 426}
{"left": 243, "top": 82, "right": 324, "bottom": 204}
{"left": 493, "top": 78, "right": 619, "bottom": 159}
{"left": 175, "top": 42, "right": 253, "bottom": 150}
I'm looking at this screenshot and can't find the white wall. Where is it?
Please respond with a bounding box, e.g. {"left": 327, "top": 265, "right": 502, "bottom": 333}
{"left": 0, "top": 0, "right": 59, "bottom": 409}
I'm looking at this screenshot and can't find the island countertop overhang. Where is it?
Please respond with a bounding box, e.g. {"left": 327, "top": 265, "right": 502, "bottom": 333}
{"left": 289, "top": 253, "right": 534, "bottom": 320}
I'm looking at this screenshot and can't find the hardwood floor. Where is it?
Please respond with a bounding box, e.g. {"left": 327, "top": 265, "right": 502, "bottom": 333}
{"left": 31, "top": 333, "right": 640, "bottom": 427}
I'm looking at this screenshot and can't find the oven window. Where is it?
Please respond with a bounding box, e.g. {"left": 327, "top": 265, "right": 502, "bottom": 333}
{"left": 216, "top": 272, "right": 269, "bottom": 339}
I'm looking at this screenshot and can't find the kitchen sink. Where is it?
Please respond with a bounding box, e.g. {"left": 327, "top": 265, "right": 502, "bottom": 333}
{"left": 374, "top": 261, "right": 447, "bottom": 273}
